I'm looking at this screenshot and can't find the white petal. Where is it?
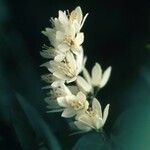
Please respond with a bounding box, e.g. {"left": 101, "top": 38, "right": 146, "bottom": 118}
{"left": 66, "top": 52, "right": 76, "bottom": 70}
{"left": 76, "top": 48, "right": 84, "bottom": 73}
{"left": 40, "top": 61, "right": 51, "bottom": 68}
{"left": 54, "top": 54, "right": 65, "bottom": 62}
{"left": 57, "top": 97, "right": 68, "bottom": 107}
{"left": 47, "top": 109, "right": 64, "bottom": 113}
{"left": 83, "top": 68, "right": 91, "bottom": 84}
{"left": 42, "top": 28, "right": 53, "bottom": 37}
{"left": 61, "top": 108, "right": 76, "bottom": 118}
{"left": 93, "top": 117, "right": 103, "bottom": 130}
{"left": 51, "top": 80, "right": 64, "bottom": 88}
{"left": 102, "top": 104, "right": 110, "bottom": 126}
{"left": 91, "top": 63, "right": 102, "bottom": 86}
{"left": 42, "top": 28, "right": 56, "bottom": 46}
{"left": 56, "top": 31, "right": 64, "bottom": 42}
{"left": 74, "top": 121, "right": 91, "bottom": 132}
{"left": 40, "top": 49, "right": 54, "bottom": 59}
{"left": 61, "top": 83, "right": 72, "bottom": 95}
{"left": 57, "top": 43, "right": 70, "bottom": 52}
{"left": 48, "top": 60, "right": 58, "bottom": 72}
{"left": 77, "top": 115, "right": 95, "bottom": 129}
{"left": 92, "top": 98, "right": 102, "bottom": 118}
{"left": 76, "top": 91, "right": 86, "bottom": 101}
{"left": 58, "top": 10, "right": 68, "bottom": 25}
{"left": 66, "top": 76, "right": 77, "bottom": 83}
{"left": 80, "top": 13, "right": 89, "bottom": 31}
{"left": 53, "top": 72, "right": 66, "bottom": 81}
{"left": 75, "top": 32, "right": 84, "bottom": 45}
{"left": 76, "top": 76, "right": 92, "bottom": 93}
{"left": 65, "top": 95, "right": 76, "bottom": 103}
{"left": 73, "top": 6, "right": 83, "bottom": 24}
{"left": 100, "top": 66, "right": 112, "bottom": 88}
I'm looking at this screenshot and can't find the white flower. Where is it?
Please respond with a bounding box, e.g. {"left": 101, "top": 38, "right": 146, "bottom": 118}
{"left": 40, "top": 45, "right": 67, "bottom": 61}
{"left": 69, "top": 6, "right": 88, "bottom": 32}
{"left": 56, "top": 25, "right": 84, "bottom": 55}
{"left": 57, "top": 91, "right": 89, "bottom": 118}
{"left": 42, "top": 28, "right": 58, "bottom": 48}
{"left": 42, "top": 25, "right": 83, "bottom": 56}
{"left": 51, "top": 6, "right": 88, "bottom": 33}
{"left": 42, "top": 6, "right": 88, "bottom": 57}
{"left": 45, "top": 82, "right": 72, "bottom": 112}
{"left": 51, "top": 82, "right": 72, "bottom": 97}
{"left": 76, "top": 63, "right": 112, "bottom": 93}
{"left": 41, "top": 52, "right": 80, "bottom": 83}
{"left": 74, "top": 98, "right": 110, "bottom": 132}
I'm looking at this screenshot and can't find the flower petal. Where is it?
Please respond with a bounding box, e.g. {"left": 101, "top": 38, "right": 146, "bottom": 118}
{"left": 93, "top": 117, "right": 103, "bottom": 130}
{"left": 76, "top": 91, "right": 86, "bottom": 101}
{"left": 71, "top": 6, "right": 83, "bottom": 24}
{"left": 76, "top": 76, "right": 92, "bottom": 93}
{"left": 54, "top": 54, "right": 65, "bottom": 62}
{"left": 83, "top": 68, "right": 91, "bottom": 84}
{"left": 74, "top": 121, "right": 91, "bottom": 132}
{"left": 57, "top": 97, "right": 68, "bottom": 107}
{"left": 100, "top": 66, "right": 112, "bottom": 88}
{"left": 40, "top": 61, "right": 51, "bottom": 68}
{"left": 77, "top": 115, "right": 95, "bottom": 129}
{"left": 102, "top": 104, "right": 110, "bottom": 126}
{"left": 61, "top": 108, "right": 76, "bottom": 118}
{"left": 75, "top": 32, "right": 84, "bottom": 45}
{"left": 92, "top": 98, "right": 102, "bottom": 118}
{"left": 57, "top": 43, "right": 70, "bottom": 52}
{"left": 58, "top": 10, "right": 68, "bottom": 25}
{"left": 91, "top": 63, "right": 102, "bottom": 86}
{"left": 56, "top": 31, "right": 64, "bottom": 42}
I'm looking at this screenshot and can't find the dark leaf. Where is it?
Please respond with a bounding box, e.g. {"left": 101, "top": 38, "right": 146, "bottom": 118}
{"left": 73, "top": 132, "right": 111, "bottom": 150}
{"left": 12, "top": 93, "right": 61, "bottom": 150}
{"left": 111, "top": 105, "right": 150, "bottom": 150}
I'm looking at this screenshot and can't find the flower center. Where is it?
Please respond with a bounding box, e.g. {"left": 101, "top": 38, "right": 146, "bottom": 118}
{"left": 64, "top": 35, "right": 74, "bottom": 47}
{"left": 57, "top": 61, "right": 76, "bottom": 78}
{"left": 70, "top": 11, "right": 78, "bottom": 23}
{"left": 86, "top": 108, "right": 96, "bottom": 117}
{"left": 70, "top": 100, "right": 84, "bottom": 111}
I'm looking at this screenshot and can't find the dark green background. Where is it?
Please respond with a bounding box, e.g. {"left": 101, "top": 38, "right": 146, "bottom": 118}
{"left": 0, "top": 0, "right": 150, "bottom": 149}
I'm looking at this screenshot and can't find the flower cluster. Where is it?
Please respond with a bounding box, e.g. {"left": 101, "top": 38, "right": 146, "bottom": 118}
{"left": 41, "top": 6, "right": 112, "bottom": 133}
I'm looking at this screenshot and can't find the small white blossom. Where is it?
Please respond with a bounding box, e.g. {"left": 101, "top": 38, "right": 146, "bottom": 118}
{"left": 69, "top": 6, "right": 88, "bottom": 32}
{"left": 56, "top": 26, "right": 84, "bottom": 55}
{"left": 42, "top": 24, "right": 84, "bottom": 56}
{"left": 40, "top": 45, "right": 67, "bottom": 62}
{"left": 57, "top": 92, "right": 89, "bottom": 118}
{"left": 51, "top": 6, "right": 88, "bottom": 33}
{"left": 41, "top": 52, "right": 80, "bottom": 83}
{"left": 40, "top": 6, "right": 112, "bottom": 134}
{"left": 42, "top": 28, "right": 58, "bottom": 48}
{"left": 74, "top": 98, "right": 110, "bottom": 132}
{"left": 76, "top": 63, "right": 112, "bottom": 93}
{"left": 42, "top": 6, "right": 88, "bottom": 58}
{"left": 45, "top": 82, "right": 72, "bottom": 112}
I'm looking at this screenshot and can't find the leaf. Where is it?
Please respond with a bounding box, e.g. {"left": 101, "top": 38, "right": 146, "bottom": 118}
{"left": 11, "top": 105, "right": 37, "bottom": 150}
{"left": 12, "top": 93, "right": 61, "bottom": 150}
{"left": 73, "top": 132, "right": 112, "bottom": 150}
{"left": 111, "top": 105, "right": 150, "bottom": 150}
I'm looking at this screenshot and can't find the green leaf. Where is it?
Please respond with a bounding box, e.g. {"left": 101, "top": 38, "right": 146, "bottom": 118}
{"left": 12, "top": 93, "right": 61, "bottom": 150}
{"left": 73, "top": 132, "right": 111, "bottom": 150}
{"left": 111, "top": 105, "right": 150, "bottom": 150}
{"left": 11, "top": 105, "right": 37, "bottom": 150}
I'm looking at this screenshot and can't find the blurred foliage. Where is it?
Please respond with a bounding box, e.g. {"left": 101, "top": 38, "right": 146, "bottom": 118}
{"left": 0, "top": 0, "right": 150, "bottom": 149}
{"left": 73, "top": 132, "right": 112, "bottom": 150}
